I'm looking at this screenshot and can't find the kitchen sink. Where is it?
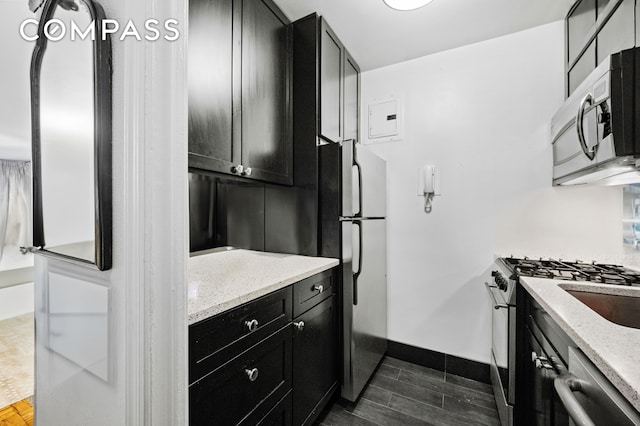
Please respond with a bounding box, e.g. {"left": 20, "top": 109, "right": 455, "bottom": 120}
{"left": 565, "top": 290, "right": 640, "bottom": 329}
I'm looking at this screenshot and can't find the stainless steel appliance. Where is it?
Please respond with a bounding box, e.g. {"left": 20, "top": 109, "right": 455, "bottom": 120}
{"left": 551, "top": 47, "right": 640, "bottom": 186}
{"left": 555, "top": 347, "right": 640, "bottom": 426}
{"left": 320, "top": 139, "right": 387, "bottom": 402}
{"left": 529, "top": 312, "right": 640, "bottom": 426}
{"left": 485, "top": 259, "right": 517, "bottom": 426}
{"left": 486, "top": 257, "right": 640, "bottom": 426}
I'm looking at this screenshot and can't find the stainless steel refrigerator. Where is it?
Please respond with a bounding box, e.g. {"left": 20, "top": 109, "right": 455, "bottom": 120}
{"left": 320, "top": 139, "right": 387, "bottom": 402}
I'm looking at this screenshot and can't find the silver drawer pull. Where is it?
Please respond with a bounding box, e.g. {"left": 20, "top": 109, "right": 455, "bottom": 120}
{"left": 313, "top": 285, "right": 324, "bottom": 293}
{"left": 294, "top": 321, "right": 305, "bottom": 331}
{"left": 245, "top": 368, "right": 259, "bottom": 382}
{"left": 244, "top": 319, "right": 259, "bottom": 332}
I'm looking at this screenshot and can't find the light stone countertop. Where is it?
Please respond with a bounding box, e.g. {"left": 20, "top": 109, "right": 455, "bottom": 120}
{"left": 187, "top": 249, "right": 339, "bottom": 325}
{"left": 519, "top": 276, "right": 640, "bottom": 411}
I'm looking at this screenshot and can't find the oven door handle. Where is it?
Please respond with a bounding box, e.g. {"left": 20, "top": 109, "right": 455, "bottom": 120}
{"left": 554, "top": 373, "right": 596, "bottom": 426}
{"left": 484, "top": 282, "right": 508, "bottom": 310}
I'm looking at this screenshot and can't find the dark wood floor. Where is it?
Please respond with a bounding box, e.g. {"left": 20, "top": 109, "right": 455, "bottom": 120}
{"left": 315, "top": 356, "right": 500, "bottom": 426}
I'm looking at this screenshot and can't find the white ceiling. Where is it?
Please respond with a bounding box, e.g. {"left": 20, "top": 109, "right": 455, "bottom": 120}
{"left": 273, "top": 0, "right": 574, "bottom": 71}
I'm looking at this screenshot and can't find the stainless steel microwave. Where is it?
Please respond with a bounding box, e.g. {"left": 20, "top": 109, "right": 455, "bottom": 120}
{"left": 551, "top": 47, "right": 640, "bottom": 186}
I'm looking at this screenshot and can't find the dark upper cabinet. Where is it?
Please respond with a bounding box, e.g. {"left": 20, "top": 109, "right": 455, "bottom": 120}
{"left": 343, "top": 50, "right": 360, "bottom": 143}
{"left": 296, "top": 15, "right": 359, "bottom": 145}
{"left": 567, "top": 0, "right": 596, "bottom": 65}
{"left": 242, "top": 0, "right": 293, "bottom": 185}
{"left": 188, "top": 0, "right": 237, "bottom": 174}
{"left": 188, "top": 0, "right": 293, "bottom": 186}
{"left": 565, "top": 0, "right": 636, "bottom": 97}
{"left": 596, "top": 0, "right": 635, "bottom": 63}
{"left": 319, "top": 20, "right": 344, "bottom": 144}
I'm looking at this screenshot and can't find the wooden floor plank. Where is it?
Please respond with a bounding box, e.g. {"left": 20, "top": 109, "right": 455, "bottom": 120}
{"left": 382, "top": 357, "right": 445, "bottom": 382}
{"left": 397, "top": 369, "right": 497, "bottom": 410}
{"left": 443, "top": 395, "right": 500, "bottom": 426}
{"left": 388, "top": 394, "right": 481, "bottom": 426}
{"left": 318, "top": 356, "right": 500, "bottom": 426}
{"left": 445, "top": 373, "right": 493, "bottom": 395}
{"left": 351, "top": 398, "right": 432, "bottom": 426}
{"left": 375, "top": 364, "right": 400, "bottom": 381}
{"left": 315, "top": 404, "right": 380, "bottom": 426}
{"left": 0, "top": 400, "right": 33, "bottom": 426}
{"left": 370, "top": 374, "right": 444, "bottom": 409}
{"left": 360, "top": 384, "right": 393, "bottom": 407}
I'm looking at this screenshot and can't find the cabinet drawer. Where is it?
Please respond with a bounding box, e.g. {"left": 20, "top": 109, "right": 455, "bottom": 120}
{"left": 189, "top": 326, "right": 293, "bottom": 426}
{"left": 293, "top": 269, "right": 334, "bottom": 317}
{"left": 257, "top": 390, "right": 292, "bottom": 426}
{"left": 190, "top": 286, "right": 292, "bottom": 383}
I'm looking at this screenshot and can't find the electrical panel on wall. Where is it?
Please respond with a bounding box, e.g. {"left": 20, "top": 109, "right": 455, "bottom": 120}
{"left": 365, "top": 95, "right": 404, "bottom": 144}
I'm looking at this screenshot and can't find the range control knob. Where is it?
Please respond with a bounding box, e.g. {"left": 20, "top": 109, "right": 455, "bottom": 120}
{"left": 494, "top": 275, "right": 508, "bottom": 291}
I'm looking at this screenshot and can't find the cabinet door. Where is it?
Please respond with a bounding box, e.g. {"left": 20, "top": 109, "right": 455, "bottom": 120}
{"left": 597, "top": 0, "right": 635, "bottom": 64}
{"left": 567, "top": 0, "right": 596, "bottom": 64}
{"left": 241, "top": 0, "right": 293, "bottom": 185}
{"left": 524, "top": 328, "right": 553, "bottom": 426}
{"left": 292, "top": 296, "right": 337, "bottom": 426}
{"left": 319, "top": 19, "right": 343, "bottom": 144}
{"left": 343, "top": 50, "right": 360, "bottom": 143}
{"left": 188, "top": 0, "right": 240, "bottom": 174}
{"left": 568, "top": 41, "right": 596, "bottom": 95}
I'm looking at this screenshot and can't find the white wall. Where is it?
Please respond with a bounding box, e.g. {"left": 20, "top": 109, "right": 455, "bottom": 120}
{"left": 0, "top": 283, "right": 34, "bottom": 320}
{"left": 362, "top": 21, "right": 625, "bottom": 364}
{"left": 31, "top": 0, "right": 189, "bottom": 423}
{"left": 0, "top": 0, "right": 33, "bottom": 161}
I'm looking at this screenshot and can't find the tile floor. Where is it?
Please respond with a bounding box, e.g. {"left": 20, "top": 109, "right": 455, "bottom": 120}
{"left": 316, "top": 356, "right": 500, "bottom": 426}
{"left": 0, "top": 313, "right": 34, "bottom": 408}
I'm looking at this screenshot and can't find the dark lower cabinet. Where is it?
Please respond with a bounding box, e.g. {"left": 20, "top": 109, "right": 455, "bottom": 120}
{"left": 189, "top": 268, "right": 337, "bottom": 425}
{"left": 189, "top": 326, "right": 292, "bottom": 425}
{"left": 523, "top": 327, "right": 555, "bottom": 426}
{"left": 292, "top": 296, "right": 337, "bottom": 426}
{"left": 258, "top": 391, "right": 293, "bottom": 426}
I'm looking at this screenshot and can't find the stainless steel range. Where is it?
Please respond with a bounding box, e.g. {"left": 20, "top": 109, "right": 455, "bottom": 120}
{"left": 485, "top": 257, "right": 640, "bottom": 426}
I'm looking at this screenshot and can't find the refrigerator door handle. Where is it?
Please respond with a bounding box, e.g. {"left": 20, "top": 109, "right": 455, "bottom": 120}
{"left": 353, "top": 152, "right": 363, "bottom": 217}
{"left": 353, "top": 220, "right": 363, "bottom": 305}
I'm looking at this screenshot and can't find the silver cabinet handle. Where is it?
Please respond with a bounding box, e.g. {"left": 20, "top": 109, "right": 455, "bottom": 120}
{"left": 294, "top": 321, "right": 305, "bottom": 331}
{"left": 245, "top": 368, "right": 259, "bottom": 382}
{"left": 244, "top": 319, "right": 259, "bottom": 332}
{"left": 231, "top": 164, "right": 244, "bottom": 175}
{"left": 483, "top": 282, "right": 508, "bottom": 310}
{"left": 576, "top": 93, "right": 597, "bottom": 161}
{"left": 242, "top": 167, "right": 252, "bottom": 177}
{"left": 555, "top": 373, "right": 596, "bottom": 426}
{"left": 313, "top": 284, "right": 324, "bottom": 294}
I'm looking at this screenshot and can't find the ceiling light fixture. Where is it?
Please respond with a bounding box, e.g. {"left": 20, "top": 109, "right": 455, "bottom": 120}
{"left": 383, "top": 0, "right": 434, "bottom": 11}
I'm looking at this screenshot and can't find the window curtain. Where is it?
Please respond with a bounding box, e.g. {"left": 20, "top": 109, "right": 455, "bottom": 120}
{"left": 0, "top": 160, "right": 31, "bottom": 260}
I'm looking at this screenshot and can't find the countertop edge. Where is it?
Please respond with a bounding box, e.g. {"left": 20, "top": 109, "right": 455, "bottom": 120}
{"left": 188, "top": 259, "right": 339, "bottom": 325}
{"left": 519, "top": 277, "right": 640, "bottom": 412}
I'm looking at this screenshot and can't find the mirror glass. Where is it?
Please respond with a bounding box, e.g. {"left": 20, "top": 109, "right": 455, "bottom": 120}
{"left": 34, "top": 0, "right": 112, "bottom": 269}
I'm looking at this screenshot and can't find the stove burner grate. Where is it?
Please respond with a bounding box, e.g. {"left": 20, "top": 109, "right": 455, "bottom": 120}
{"left": 504, "top": 257, "right": 640, "bottom": 286}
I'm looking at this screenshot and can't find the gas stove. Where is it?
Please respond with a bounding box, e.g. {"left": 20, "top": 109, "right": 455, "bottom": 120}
{"left": 485, "top": 256, "right": 640, "bottom": 426}
{"left": 503, "top": 257, "right": 640, "bottom": 287}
